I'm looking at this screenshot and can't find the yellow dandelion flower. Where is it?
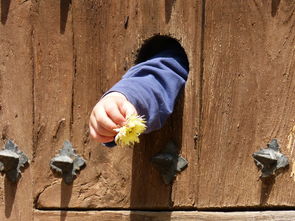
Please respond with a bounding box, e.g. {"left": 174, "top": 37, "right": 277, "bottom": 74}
{"left": 114, "top": 114, "right": 146, "bottom": 146}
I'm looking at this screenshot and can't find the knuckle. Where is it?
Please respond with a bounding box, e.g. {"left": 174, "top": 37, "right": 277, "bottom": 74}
{"left": 105, "top": 102, "right": 116, "bottom": 113}
{"left": 98, "top": 126, "right": 115, "bottom": 136}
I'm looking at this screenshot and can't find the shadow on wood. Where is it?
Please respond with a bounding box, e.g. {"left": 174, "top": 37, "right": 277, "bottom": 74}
{"left": 259, "top": 164, "right": 289, "bottom": 206}
{"left": 4, "top": 177, "right": 17, "bottom": 218}
{"left": 60, "top": 181, "right": 73, "bottom": 221}
{"left": 260, "top": 176, "right": 275, "bottom": 205}
{"left": 60, "top": 0, "right": 71, "bottom": 34}
{"left": 1, "top": 0, "right": 10, "bottom": 25}
{"left": 165, "top": 0, "right": 176, "bottom": 24}
{"left": 271, "top": 0, "right": 281, "bottom": 17}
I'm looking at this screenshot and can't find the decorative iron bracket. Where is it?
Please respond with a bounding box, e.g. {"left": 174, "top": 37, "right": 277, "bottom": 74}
{"left": 252, "top": 139, "right": 289, "bottom": 178}
{"left": 0, "top": 140, "right": 29, "bottom": 183}
{"left": 151, "top": 141, "right": 188, "bottom": 184}
{"left": 50, "top": 141, "right": 86, "bottom": 184}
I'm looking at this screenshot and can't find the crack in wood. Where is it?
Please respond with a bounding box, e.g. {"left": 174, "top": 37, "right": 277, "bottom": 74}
{"left": 52, "top": 118, "right": 66, "bottom": 141}
{"left": 34, "top": 182, "right": 57, "bottom": 209}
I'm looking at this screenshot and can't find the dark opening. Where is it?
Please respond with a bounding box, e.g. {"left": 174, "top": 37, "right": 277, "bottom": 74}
{"left": 135, "top": 35, "right": 189, "bottom": 71}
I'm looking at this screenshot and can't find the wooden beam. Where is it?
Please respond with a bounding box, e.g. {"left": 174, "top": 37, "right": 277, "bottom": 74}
{"left": 34, "top": 210, "right": 295, "bottom": 221}
{"left": 198, "top": 0, "right": 295, "bottom": 208}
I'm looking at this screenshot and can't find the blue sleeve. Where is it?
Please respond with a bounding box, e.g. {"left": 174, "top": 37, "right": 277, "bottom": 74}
{"left": 103, "top": 49, "right": 189, "bottom": 147}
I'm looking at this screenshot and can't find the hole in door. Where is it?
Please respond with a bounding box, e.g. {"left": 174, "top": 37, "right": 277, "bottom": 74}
{"left": 135, "top": 35, "right": 189, "bottom": 70}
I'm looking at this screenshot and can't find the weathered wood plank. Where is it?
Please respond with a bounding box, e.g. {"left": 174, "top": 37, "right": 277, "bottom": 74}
{"left": 198, "top": 0, "right": 295, "bottom": 208}
{"left": 0, "top": 1, "right": 34, "bottom": 220}
{"left": 36, "top": 0, "right": 200, "bottom": 209}
{"left": 31, "top": 0, "right": 74, "bottom": 208}
{"left": 34, "top": 210, "right": 295, "bottom": 221}
{"left": 169, "top": 0, "right": 201, "bottom": 208}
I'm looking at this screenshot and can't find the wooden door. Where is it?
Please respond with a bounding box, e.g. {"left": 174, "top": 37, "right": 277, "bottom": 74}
{"left": 1, "top": 0, "right": 295, "bottom": 221}
{"left": 32, "top": 0, "right": 201, "bottom": 210}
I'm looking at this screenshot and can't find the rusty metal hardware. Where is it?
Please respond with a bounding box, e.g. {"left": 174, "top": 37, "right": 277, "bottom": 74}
{"left": 252, "top": 139, "right": 289, "bottom": 178}
{"left": 50, "top": 141, "right": 86, "bottom": 184}
{"left": 0, "top": 140, "right": 29, "bottom": 183}
{"left": 151, "top": 141, "right": 188, "bottom": 184}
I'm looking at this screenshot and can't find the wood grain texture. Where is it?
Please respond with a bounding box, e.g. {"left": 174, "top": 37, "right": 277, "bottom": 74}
{"left": 198, "top": 0, "right": 295, "bottom": 208}
{"left": 0, "top": 0, "right": 34, "bottom": 220}
{"left": 34, "top": 210, "right": 295, "bottom": 221}
{"left": 35, "top": 0, "right": 201, "bottom": 209}
{"left": 1, "top": 0, "right": 295, "bottom": 217}
{"left": 31, "top": 0, "right": 74, "bottom": 209}
{"left": 169, "top": 0, "right": 201, "bottom": 208}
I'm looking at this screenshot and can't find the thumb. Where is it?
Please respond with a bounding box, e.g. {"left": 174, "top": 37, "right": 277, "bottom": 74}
{"left": 121, "top": 101, "right": 137, "bottom": 118}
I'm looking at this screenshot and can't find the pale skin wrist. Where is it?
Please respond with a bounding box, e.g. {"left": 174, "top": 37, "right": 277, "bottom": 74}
{"left": 103, "top": 92, "right": 127, "bottom": 101}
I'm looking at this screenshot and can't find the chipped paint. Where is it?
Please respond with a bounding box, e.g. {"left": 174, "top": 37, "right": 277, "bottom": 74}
{"left": 287, "top": 125, "right": 295, "bottom": 181}
{"left": 287, "top": 125, "right": 295, "bottom": 154}
{"left": 291, "top": 163, "right": 295, "bottom": 182}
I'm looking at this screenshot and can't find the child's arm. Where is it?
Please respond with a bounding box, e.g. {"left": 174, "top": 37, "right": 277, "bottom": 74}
{"left": 89, "top": 49, "right": 189, "bottom": 145}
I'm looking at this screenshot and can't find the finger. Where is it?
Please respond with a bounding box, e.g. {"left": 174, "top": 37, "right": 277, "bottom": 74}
{"left": 89, "top": 114, "right": 99, "bottom": 131}
{"left": 93, "top": 106, "right": 118, "bottom": 130}
{"left": 105, "top": 102, "right": 126, "bottom": 125}
{"left": 120, "top": 101, "right": 137, "bottom": 118}
{"left": 89, "top": 114, "right": 116, "bottom": 136}
{"left": 97, "top": 124, "right": 117, "bottom": 137}
{"left": 89, "top": 119, "right": 116, "bottom": 137}
{"left": 89, "top": 124, "right": 99, "bottom": 140}
{"left": 97, "top": 134, "right": 114, "bottom": 143}
{"left": 90, "top": 125, "right": 114, "bottom": 143}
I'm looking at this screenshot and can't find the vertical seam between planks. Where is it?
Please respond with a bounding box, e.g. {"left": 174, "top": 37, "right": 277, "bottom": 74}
{"left": 30, "top": 1, "right": 36, "bottom": 163}
{"left": 30, "top": 1, "right": 37, "bottom": 218}
{"left": 70, "top": 1, "right": 76, "bottom": 141}
{"left": 196, "top": 0, "right": 206, "bottom": 208}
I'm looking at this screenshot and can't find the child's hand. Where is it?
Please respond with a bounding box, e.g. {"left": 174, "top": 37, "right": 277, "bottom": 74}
{"left": 89, "top": 92, "right": 137, "bottom": 143}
